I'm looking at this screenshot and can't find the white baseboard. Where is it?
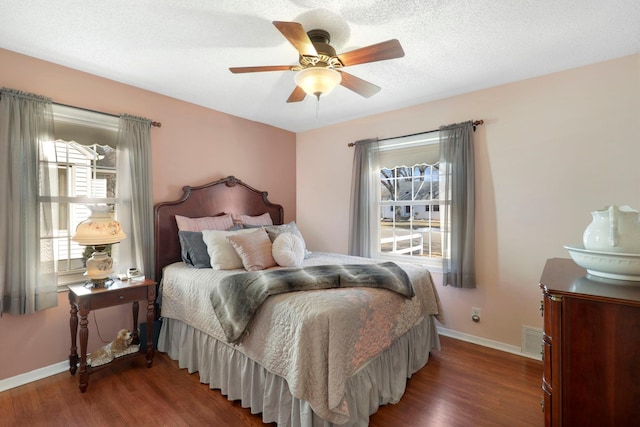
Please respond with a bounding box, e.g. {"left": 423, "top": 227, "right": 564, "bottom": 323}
{"left": 437, "top": 326, "right": 542, "bottom": 361}
{"left": 0, "top": 360, "right": 68, "bottom": 393}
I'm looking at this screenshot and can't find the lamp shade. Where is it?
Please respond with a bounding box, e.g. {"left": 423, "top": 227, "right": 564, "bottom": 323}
{"left": 71, "top": 205, "right": 126, "bottom": 246}
{"left": 294, "top": 67, "right": 342, "bottom": 99}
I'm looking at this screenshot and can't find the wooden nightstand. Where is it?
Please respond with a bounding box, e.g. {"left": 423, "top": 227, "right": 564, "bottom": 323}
{"left": 68, "top": 278, "right": 157, "bottom": 392}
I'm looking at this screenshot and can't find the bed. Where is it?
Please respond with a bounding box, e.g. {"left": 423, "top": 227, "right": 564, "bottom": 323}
{"left": 154, "top": 176, "right": 442, "bottom": 426}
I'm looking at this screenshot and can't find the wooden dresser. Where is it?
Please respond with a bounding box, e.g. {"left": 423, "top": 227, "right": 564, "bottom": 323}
{"left": 539, "top": 258, "right": 640, "bottom": 426}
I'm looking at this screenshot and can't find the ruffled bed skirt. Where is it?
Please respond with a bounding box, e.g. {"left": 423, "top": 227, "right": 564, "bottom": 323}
{"left": 158, "top": 316, "right": 440, "bottom": 427}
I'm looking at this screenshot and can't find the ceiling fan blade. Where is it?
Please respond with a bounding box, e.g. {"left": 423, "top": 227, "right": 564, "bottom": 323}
{"left": 286, "top": 86, "right": 306, "bottom": 103}
{"left": 229, "top": 65, "right": 294, "bottom": 73}
{"left": 339, "top": 71, "right": 381, "bottom": 98}
{"left": 273, "top": 21, "right": 318, "bottom": 57}
{"left": 337, "top": 39, "right": 405, "bottom": 67}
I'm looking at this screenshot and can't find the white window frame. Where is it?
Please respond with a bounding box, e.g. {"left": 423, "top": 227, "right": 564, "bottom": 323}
{"left": 373, "top": 132, "right": 444, "bottom": 271}
{"left": 46, "top": 105, "right": 119, "bottom": 289}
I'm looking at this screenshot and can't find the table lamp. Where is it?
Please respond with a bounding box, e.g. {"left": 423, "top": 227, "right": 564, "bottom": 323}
{"left": 71, "top": 206, "right": 126, "bottom": 287}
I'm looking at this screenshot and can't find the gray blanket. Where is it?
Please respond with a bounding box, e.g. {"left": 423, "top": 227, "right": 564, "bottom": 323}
{"left": 211, "top": 262, "right": 414, "bottom": 343}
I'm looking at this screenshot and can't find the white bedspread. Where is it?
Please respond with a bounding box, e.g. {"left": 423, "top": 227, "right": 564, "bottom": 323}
{"left": 160, "top": 252, "right": 441, "bottom": 424}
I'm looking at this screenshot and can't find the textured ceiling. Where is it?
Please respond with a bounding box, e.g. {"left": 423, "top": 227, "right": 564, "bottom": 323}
{"left": 1, "top": 0, "right": 639, "bottom": 132}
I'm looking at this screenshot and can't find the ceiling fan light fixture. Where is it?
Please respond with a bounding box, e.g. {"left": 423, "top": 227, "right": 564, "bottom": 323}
{"left": 294, "top": 67, "right": 341, "bottom": 99}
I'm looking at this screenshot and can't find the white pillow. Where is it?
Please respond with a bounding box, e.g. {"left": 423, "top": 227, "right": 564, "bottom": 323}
{"left": 202, "top": 228, "right": 255, "bottom": 270}
{"left": 264, "top": 221, "right": 310, "bottom": 259}
{"left": 272, "top": 232, "right": 305, "bottom": 267}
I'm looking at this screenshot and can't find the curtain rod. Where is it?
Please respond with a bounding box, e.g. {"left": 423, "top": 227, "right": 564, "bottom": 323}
{"left": 53, "top": 101, "right": 162, "bottom": 128}
{"left": 347, "top": 119, "right": 483, "bottom": 147}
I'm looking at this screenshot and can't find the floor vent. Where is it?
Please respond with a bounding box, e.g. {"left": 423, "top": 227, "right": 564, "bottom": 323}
{"left": 521, "top": 326, "right": 543, "bottom": 360}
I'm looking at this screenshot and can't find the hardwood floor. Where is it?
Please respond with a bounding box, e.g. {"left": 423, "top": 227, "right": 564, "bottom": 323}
{"left": 0, "top": 336, "right": 543, "bottom": 426}
{"left": 370, "top": 336, "right": 544, "bottom": 426}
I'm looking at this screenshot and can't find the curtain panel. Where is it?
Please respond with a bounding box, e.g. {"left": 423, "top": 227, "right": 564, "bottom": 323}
{"left": 440, "top": 121, "right": 476, "bottom": 288}
{"left": 348, "top": 138, "right": 380, "bottom": 257}
{"left": 0, "top": 88, "right": 58, "bottom": 315}
{"left": 116, "top": 115, "right": 155, "bottom": 280}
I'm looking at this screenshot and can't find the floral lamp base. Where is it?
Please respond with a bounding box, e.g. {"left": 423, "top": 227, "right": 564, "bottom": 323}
{"left": 85, "top": 245, "right": 113, "bottom": 287}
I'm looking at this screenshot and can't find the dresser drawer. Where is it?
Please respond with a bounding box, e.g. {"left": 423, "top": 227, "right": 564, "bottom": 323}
{"left": 542, "top": 340, "right": 552, "bottom": 387}
{"left": 542, "top": 385, "right": 552, "bottom": 426}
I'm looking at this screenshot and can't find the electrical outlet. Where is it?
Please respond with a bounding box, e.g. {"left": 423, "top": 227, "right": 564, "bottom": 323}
{"left": 471, "top": 307, "right": 481, "bottom": 322}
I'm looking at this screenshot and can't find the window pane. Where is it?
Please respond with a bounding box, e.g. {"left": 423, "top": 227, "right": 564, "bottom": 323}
{"left": 411, "top": 164, "right": 440, "bottom": 201}
{"left": 96, "top": 171, "right": 116, "bottom": 198}
{"left": 94, "top": 144, "right": 116, "bottom": 168}
{"left": 380, "top": 168, "right": 396, "bottom": 201}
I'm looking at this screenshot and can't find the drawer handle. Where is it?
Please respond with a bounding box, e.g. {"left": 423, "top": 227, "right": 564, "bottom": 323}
{"left": 118, "top": 295, "right": 125, "bottom": 300}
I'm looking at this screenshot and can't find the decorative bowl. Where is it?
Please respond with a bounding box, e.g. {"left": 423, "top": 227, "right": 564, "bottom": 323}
{"left": 564, "top": 245, "right": 640, "bottom": 281}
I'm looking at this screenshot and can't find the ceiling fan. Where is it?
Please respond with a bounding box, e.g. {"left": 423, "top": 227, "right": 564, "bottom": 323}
{"left": 229, "top": 21, "right": 405, "bottom": 102}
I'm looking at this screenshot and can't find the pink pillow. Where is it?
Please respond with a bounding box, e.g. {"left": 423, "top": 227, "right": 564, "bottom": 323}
{"left": 175, "top": 213, "right": 234, "bottom": 232}
{"left": 237, "top": 212, "right": 273, "bottom": 226}
{"left": 226, "top": 229, "right": 276, "bottom": 271}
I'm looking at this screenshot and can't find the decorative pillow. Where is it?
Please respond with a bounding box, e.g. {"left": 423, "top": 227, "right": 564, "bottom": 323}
{"left": 226, "top": 229, "right": 276, "bottom": 271}
{"left": 272, "top": 232, "right": 305, "bottom": 267}
{"left": 202, "top": 228, "right": 256, "bottom": 270}
{"left": 237, "top": 212, "right": 273, "bottom": 226}
{"left": 178, "top": 231, "right": 211, "bottom": 268}
{"left": 264, "top": 222, "right": 309, "bottom": 257}
{"left": 175, "top": 213, "right": 234, "bottom": 232}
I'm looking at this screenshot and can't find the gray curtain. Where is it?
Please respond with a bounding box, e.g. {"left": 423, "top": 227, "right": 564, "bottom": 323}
{"left": 0, "top": 88, "right": 58, "bottom": 315}
{"left": 116, "top": 115, "right": 154, "bottom": 280}
{"left": 348, "top": 138, "right": 379, "bottom": 257}
{"left": 440, "top": 121, "right": 476, "bottom": 288}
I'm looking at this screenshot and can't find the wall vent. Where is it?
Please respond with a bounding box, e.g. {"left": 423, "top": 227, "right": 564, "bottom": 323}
{"left": 521, "top": 326, "right": 543, "bottom": 360}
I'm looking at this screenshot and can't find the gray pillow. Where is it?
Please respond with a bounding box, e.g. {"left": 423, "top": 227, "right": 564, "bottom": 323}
{"left": 264, "top": 222, "right": 309, "bottom": 257}
{"left": 178, "top": 231, "right": 210, "bottom": 268}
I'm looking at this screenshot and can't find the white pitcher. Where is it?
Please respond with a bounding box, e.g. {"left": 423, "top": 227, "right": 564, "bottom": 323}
{"left": 583, "top": 205, "right": 640, "bottom": 253}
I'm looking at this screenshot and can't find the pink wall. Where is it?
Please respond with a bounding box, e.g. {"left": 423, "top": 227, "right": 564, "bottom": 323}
{"left": 296, "top": 54, "right": 640, "bottom": 349}
{"left": 0, "top": 48, "right": 296, "bottom": 380}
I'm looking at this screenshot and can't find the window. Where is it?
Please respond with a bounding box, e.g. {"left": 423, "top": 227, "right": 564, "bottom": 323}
{"left": 41, "top": 105, "right": 119, "bottom": 287}
{"left": 374, "top": 132, "right": 444, "bottom": 267}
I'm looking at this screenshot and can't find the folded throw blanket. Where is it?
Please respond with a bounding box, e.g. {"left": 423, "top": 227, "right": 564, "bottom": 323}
{"left": 211, "top": 262, "right": 414, "bottom": 343}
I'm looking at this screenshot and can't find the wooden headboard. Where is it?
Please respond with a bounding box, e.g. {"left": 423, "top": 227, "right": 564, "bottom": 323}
{"left": 153, "top": 176, "right": 284, "bottom": 282}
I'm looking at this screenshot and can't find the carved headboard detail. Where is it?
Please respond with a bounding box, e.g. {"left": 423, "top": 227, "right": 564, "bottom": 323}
{"left": 153, "top": 176, "right": 284, "bottom": 282}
